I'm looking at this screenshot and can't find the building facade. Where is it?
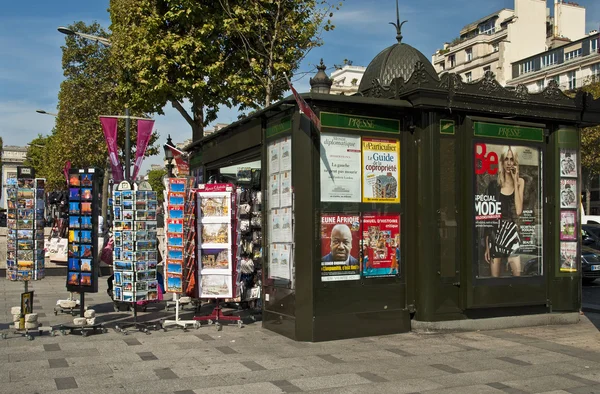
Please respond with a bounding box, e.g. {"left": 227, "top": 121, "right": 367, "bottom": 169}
{"left": 1, "top": 145, "right": 27, "bottom": 210}
{"left": 432, "top": 0, "right": 586, "bottom": 86}
{"left": 329, "top": 64, "right": 366, "bottom": 95}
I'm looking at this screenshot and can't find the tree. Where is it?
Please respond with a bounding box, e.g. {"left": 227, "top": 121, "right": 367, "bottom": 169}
{"left": 220, "top": 0, "right": 342, "bottom": 110}
{"left": 580, "top": 81, "right": 600, "bottom": 214}
{"left": 109, "top": 0, "right": 342, "bottom": 139}
{"left": 147, "top": 169, "right": 166, "bottom": 202}
{"left": 24, "top": 134, "right": 53, "bottom": 177}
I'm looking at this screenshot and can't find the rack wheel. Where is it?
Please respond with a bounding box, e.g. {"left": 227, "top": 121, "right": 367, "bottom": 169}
{"left": 60, "top": 330, "right": 66, "bottom": 336}
{"left": 27, "top": 335, "right": 33, "bottom": 341}
{"left": 207, "top": 319, "right": 213, "bottom": 326}
{"left": 81, "top": 331, "right": 88, "bottom": 337}
{"left": 237, "top": 320, "right": 243, "bottom": 329}
{"left": 38, "top": 330, "right": 43, "bottom": 336}
{"left": 54, "top": 310, "right": 58, "bottom": 316}
{"left": 1, "top": 333, "right": 7, "bottom": 339}
{"left": 114, "top": 305, "right": 119, "bottom": 312}
{"left": 216, "top": 323, "right": 222, "bottom": 332}
{"left": 103, "top": 327, "right": 108, "bottom": 334}
{"left": 194, "top": 322, "right": 200, "bottom": 330}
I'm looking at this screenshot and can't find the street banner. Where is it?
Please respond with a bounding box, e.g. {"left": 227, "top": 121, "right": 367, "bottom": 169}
{"left": 99, "top": 117, "right": 124, "bottom": 181}
{"left": 165, "top": 144, "right": 189, "bottom": 176}
{"left": 132, "top": 119, "right": 155, "bottom": 180}
{"left": 283, "top": 73, "right": 321, "bottom": 132}
{"left": 63, "top": 161, "right": 71, "bottom": 186}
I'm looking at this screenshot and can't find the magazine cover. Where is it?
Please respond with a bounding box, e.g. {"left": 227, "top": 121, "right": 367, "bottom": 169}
{"left": 473, "top": 143, "right": 542, "bottom": 278}
{"left": 559, "top": 149, "right": 577, "bottom": 178}
{"left": 560, "top": 211, "right": 577, "bottom": 241}
{"left": 560, "top": 179, "right": 577, "bottom": 208}
{"left": 362, "top": 138, "right": 400, "bottom": 203}
{"left": 560, "top": 242, "right": 577, "bottom": 273}
{"left": 320, "top": 214, "right": 361, "bottom": 282}
{"left": 362, "top": 214, "right": 400, "bottom": 277}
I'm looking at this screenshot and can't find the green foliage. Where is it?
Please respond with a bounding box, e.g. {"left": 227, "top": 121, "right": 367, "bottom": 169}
{"left": 108, "top": 0, "right": 343, "bottom": 137}
{"left": 147, "top": 169, "right": 166, "bottom": 202}
{"left": 579, "top": 81, "right": 600, "bottom": 213}
{"left": 40, "top": 21, "right": 159, "bottom": 190}
{"left": 24, "top": 134, "right": 52, "bottom": 176}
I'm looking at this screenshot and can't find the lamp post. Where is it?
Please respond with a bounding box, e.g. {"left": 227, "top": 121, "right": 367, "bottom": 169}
{"left": 163, "top": 135, "right": 175, "bottom": 178}
{"left": 57, "top": 26, "right": 112, "bottom": 47}
{"left": 36, "top": 110, "right": 58, "bottom": 117}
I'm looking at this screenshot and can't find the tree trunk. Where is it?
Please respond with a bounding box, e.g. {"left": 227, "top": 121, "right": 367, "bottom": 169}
{"left": 587, "top": 189, "right": 591, "bottom": 215}
{"left": 192, "top": 98, "right": 204, "bottom": 140}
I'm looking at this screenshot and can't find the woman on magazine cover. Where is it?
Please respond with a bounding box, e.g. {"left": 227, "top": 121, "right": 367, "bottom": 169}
{"left": 484, "top": 146, "right": 525, "bottom": 277}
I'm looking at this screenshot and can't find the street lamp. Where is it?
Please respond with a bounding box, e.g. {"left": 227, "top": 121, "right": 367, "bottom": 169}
{"left": 36, "top": 109, "right": 58, "bottom": 117}
{"left": 57, "top": 26, "right": 112, "bottom": 47}
{"left": 163, "top": 135, "right": 175, "bottom": 178}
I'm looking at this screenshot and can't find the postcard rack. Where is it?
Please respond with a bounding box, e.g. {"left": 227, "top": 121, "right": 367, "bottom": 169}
{"left": 162, "top": 177, "right": 199, "bottom": 331}
{"left": 193, "top": 184, "right": 243, "bottom": 329}
{"left": 65, "top": 168, "right": 101, "bottom": 318}
{"left": 111, "top": 181, "right": 160, "bottom": 334}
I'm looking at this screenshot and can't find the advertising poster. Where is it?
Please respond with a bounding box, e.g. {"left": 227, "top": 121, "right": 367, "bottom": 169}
{"left": 560, "top": 242, "right": 577, "bottom": 272}
{"left": 320, "top": 134, "right": 361, "bottom": 202}
{"left": 362, "top": 214, "right": 400, "bottom": 277}
{"left": 268, "top": 141, "right": 280, "bottom": 175}
{"left": 473, "top": 143, "right": 542, "bottom": 278}
{"left": 320, "top": 214, "right": 361, "bottom": 281}
{"left": 560, "top": 211, "right": 577, "bottom": 241}
{"left": 560, "top": 149, "right": 577, "bottom": 178}
{"left": 362, "top": 138, "right": 400, "bottom": 203}
{"left": 200, "top": 275, "right": 233, "bottom": 298}
{"left": 560, "top": 179, "right": 577, "bottom": 208}
{"left": 269, "top": 243, "right": 291, "bottom": 280}
{"left": 280, "top": 137, "right": 292, "bottom": 172}
{"left": 269, "top": 173, "right": 280, "bottom": 210}
{"left": 280, "top": 171, "right": 292, "bottom": 208}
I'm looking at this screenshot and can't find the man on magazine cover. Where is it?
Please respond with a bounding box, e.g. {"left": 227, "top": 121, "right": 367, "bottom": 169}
{"left": 322, "top": 224, "right": 359, "bottom": 265}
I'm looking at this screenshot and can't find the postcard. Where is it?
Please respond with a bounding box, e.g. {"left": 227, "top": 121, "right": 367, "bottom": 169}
{"left": 136, "top": 281, "right": 148, "bottom": 291}
{"left": 123, "top": 292, "right": 133, "bottom": 302}
{"left": 69, "top": 188, "right": 80, "bottom": 201}
{"left": 122, "top": 281, "right": 133, "bottom": 291}
{"left": 69, "top": 174, "right": 80, "bottom": 187}
{"left": 122, "top": 271, "right": 134, "bottom": 282}
{"left": 135, "top": 210, "right": 147, "bottom": 221}
{"left": 69, "top": 216, "right": 80, "bottom": 229}
{"left": 169, "top": 206, "right": 184, "bottom": 219}
{"left": 147, "top": 210, "right": 157, "bottom": 220}
{"left": 80, "top": 245, "right": 93, "bottom": 258}
{"left": 147, "top": 290, "right": 158, "bottom": 300}
{"left": 136, "top": 200, "right": 147, "bottom": 211}
{"left": 68, "top": 258, "right": 79, "bottom": 271}
{"left": 168, "top": 247, "right": 183, "bottom": 260}
{"left": 137, "top": 270, "right": 156, "bottom": 281}
{"left": 114, "top": 272, "right": 122, "bottom": 285}
{"left": 136, "top": 251, "right": 147, "bottom": 261}
{"left": 167, "top": 262, "right": 183, "bottom": 274}
{"left": 113, "top": 191, "right": 122, "bottom": 206}
{"left": 123, "top": 210, "right": 134, "bottom": 220}
{"left": 81, "top": 217, "right": 92, "bottom": 229}
{"left": 147, "top": 251, "right": 158, "bottom": 261}
{"left": 135, "top": 191, "right": 146, "bottom": 201}
{"left": 136, "top": 261, "right": 147, "bottom": 271}
{"left": 123, "top": 200, "right": 133, "bottom": 210}
{"left": 167, "top": 275, "right": 182, "bottom": 292}
{"left": 80, "top": 259, "right": 92, "bottom": 272}
{"left": 148, "top": 260, "right": 157, "bottom": 270}
{"left": 81, "top": 202, "right": 92, "bottom": 215}
{"left": 114, "top": 287, "right": 122, "bottom": 301}
{"left": 80, "top": 273, "right": 92, "bottom": 286}
{"left": 148, "top": 200, "right": 157, "bottom": 210}
{"left": 114, "top": 206, "right": 122, "bottom": 220}
{"left": 167, "top": 220, "right": 184, "bottom": 234}
{"left": 80, "top": 231, "right": 92, "bottom": 244}
{"left": 69, "top": 202, "right": 80, "bottom": 215}
{"left": 123, "top": 221, "right": 133, "bottom": 231}
{"left": 135, "top": 221, "right": 147, "bottom": 231}
{"left": 113, "top": 221, "right": 124, "bottom": 231}
{"left": 147, "top": 191, "right": 157, "bottom": 200}
{"left": 123, "top": 251, "right": 134, "bottom": 261}
{"left": 67, "top": 272, "right": 79, "bottom": 286}
{"left": 81, "top": 188, "right": 92, "bottom": 201}
{"left": 168, "top": 193, "right": 185, "bottom": 206}
{"left": 122, "top": 231, "right": 134, "bottom": 241}
{"left": 122, "top": 241, "right": 134, "bottom": 251}
{"left": 81, "top": 174, "right": 93, "bottom": 186}
{"left": 122, "top": 190, "right": 133, "bottom": 201}
{"left": 148, "top": 280, "right": 158, "bottom": 290}
{"left": 168, "top": 233, "right": 184, "bottom": 247}
{"left": 201, "top": 274, "right": 233, "bottom": 298}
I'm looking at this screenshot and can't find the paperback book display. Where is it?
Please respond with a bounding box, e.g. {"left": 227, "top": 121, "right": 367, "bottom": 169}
{"left": 66, "top": 168, "right": 100, "bottom": 293}
{"left": 112, "top": 181, "right": 159, "bottom": 302}
{"left": 164, "top": 178, "right": 187, "bottom": 293}
{"left": 6, "top": 167, "right": 46, "bottom": 281}
{"left": 197, "top": 184, "right": 236, "bottom": 298}
{"left": 267, "top": 136, "right": 294, "bottom": 285}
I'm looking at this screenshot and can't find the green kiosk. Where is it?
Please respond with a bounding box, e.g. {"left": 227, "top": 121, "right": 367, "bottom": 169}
{"left": 186, "top": 30, "right": 600, "bottom": 342}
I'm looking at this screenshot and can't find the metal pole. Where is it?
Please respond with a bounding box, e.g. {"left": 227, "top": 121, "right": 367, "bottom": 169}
{"left": 125, "top": 108, "right": 131, "bottom": 181}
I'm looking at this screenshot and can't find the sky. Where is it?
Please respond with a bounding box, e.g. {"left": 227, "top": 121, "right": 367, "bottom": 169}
{"left": 1, "top": 0, "right": 600, "bottom": 176}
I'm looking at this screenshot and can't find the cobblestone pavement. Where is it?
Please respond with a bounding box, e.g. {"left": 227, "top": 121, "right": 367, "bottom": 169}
{"left": 2, "top": 277, "right": 600, "bottom": 394}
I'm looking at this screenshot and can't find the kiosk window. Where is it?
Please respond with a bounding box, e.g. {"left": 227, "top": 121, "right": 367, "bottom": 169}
{"left": 473, "top": 142, "right": 543, "bottom": 278}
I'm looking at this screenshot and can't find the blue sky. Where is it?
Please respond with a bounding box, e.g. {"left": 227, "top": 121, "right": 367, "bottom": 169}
{"left": 1, "top": 0, "right": 600, "bottom": 174}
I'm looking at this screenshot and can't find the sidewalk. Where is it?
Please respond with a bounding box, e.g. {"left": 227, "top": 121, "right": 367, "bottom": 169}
{"left": 1, "top": 277, "right": 600, "bottom": 394}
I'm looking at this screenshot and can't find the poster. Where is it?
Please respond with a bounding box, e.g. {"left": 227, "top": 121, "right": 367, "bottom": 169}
{"left": 320, "top": 134, "right": 361, "bottom": 202}
{"left": 21, "top": 291, "right": 34, "bottom": 315}
{"left": 268, "top": 141, "right": 280, "bottom": 175}
{"left": 280, "top": 137, "right": 292, "bottom": 171}
{"left": 269, "top": 243, "right": 291, "bottom": 280}
{"left": 280, "top": 171, "right": 292, "bottom": 208}
{"left": 560, "top": 211, "right": 577, "bottom": 241}
{"left": 560, "top": 149, "right": 577, "bottom": 178}
{"left": 200, "top": 275, "right": 233, "bottom": 298}
{"left": 473, "top": 143, "right": 542, "bottom": 278}
{"left": 362, "top": 138, "right": 400, "bottom": 203}
{"left": 269, "top": 173, "right": 280, "bottom": 209}
{"left": 560, "top": 242, "right": 577, "bottom": 272}
{"left": 362, "top": 214, "right": 400, "bottom": 277}
{"left": 560, "top": 179, "right": 577, "bottom": 208}
{"left": 320, "top": 214, "right": 361, "bottom": 281}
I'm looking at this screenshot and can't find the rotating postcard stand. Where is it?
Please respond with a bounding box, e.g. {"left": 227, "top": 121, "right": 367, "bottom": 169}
{"left": 193, "top": 184, "right": 243, "bottom": 330}
{"left": 112, "top": 180, "right": 160, "bottom": 334}
{"left": 161, "top": 177, "right": 199, "bottom": 331}
{"left": 59, "top": 168, "right": 107, "bottom": 336}
{"left": 3, "top": 167, "right": 51, "bottom": 340}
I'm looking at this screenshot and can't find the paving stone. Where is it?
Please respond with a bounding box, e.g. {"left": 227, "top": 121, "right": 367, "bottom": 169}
{"left": 317, "top": 354, "right": 345, "bottom": 364}
{"left": 154, "top": 368, "right": 178, "bottom": 380}
{"left": 124, "top": 338, "right": 142, "bottom": 346}
{"left": 55, "top": 377, "right": 78, "bottom": 390}
{"left": 271, "top": 380, "right": 304, "bottom": 393}
{"left": 215, "top": 346, "right": 237, "bottom": 354}
{"left": 356, "top": 371, "right": 388, "bottom": 383}
{"left": 194, "top": 334, "right": 214, "bottom": 341}
{"left": 497, "top": 356, "right": 532, "bottom": 366}
{"left": 430, "top": 363, "right": 463, "bottom": 374}
{"left": 44, "top": 343, "right": 61, "bottom": 352}
{"left": 48, "top": 358, "right": 69, "bottom": 368}
{"left": 289, "top": 373, "right": 371, "bottom": 391}
{"left": 138, "top": 352, "right": 158, "bottom": 361}
{"left": 240, "top": 361, "right": 267, "bottom": 371}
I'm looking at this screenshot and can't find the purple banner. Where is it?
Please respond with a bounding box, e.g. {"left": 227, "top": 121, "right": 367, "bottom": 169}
{"left": 99, "top": 117, "right": 124, "bottom": 182}
{"left": 132, "top": 119, "right": 154, "bottom": 180}
{"left": 63, "top": 161, "right": 71, "bottom": 186}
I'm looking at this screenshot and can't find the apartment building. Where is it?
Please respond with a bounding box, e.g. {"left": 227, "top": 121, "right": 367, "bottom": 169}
{"left": 329, "top": 64, "right": 366, "bottom": 95}
{"left": 431, "top": 0, "right": 586, "bottom": 86}
{"left": 506, "top": 32, "right": 600, "bottom": 93}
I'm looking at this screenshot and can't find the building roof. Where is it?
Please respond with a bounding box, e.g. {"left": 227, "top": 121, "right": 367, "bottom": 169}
{"left": 460, "top": 8, "right": 510, "bottom": 36}
{"left": 358, "top": 42, "right": 438, "bottom": 93}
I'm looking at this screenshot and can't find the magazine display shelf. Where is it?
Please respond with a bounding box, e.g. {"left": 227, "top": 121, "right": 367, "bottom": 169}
{"left": 193, "top": 184, "right": 243, "bottom": 330}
